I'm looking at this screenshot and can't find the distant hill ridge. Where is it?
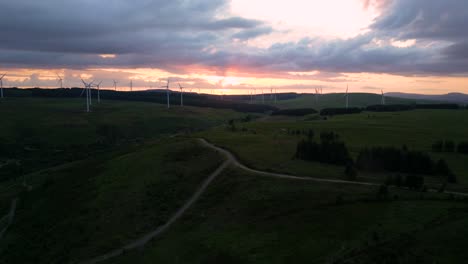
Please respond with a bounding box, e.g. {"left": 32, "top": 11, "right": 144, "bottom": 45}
{"left": 387, "top": 92, "right": 468, "bottom": 104}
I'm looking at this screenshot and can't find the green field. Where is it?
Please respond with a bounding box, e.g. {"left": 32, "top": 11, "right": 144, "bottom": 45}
{"left": 198, "top": 109, "right": 468, "bottom": 187}
{"left": 269, "top": 93, "right": 441, "bottom": 110}
{"left": 108, "top": 168, "right": 468, "bottom": 264}
{"left": 1, "top": 97, "right": 468, "bottom": 264}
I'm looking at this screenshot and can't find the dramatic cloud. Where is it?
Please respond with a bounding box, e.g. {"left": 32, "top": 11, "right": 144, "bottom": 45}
{"left": 0, "top": 0, "right": 467, "bottom": 81}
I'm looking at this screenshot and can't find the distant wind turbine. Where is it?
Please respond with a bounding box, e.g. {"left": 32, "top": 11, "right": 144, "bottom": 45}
{"left": 113, "top": 80, "right": 118, "bottom": 91}
{"left": 95, "top": 81, "right": 102, "bottom": 103}
{"left": 344, "top": 85, "right": 349, "bottom": 109}
{"left": 130, "top": 80, "right": 133, "bottom": 92}
{"left": 81, "top": 79, "right": 93, "bottom": 112}
{"left": 178, "top": 83, "right": 184, "bottom": 107}
{"left": 0, "top": 74, "right": 6, "bottom": 99}
{"left": 381, "top": 90, "right": 386, "bottom": 105}
{"left": 56, "top": 74, "right": 63, "bottom": 89}
{"left": 161, "top": 78, "right": 171, "bottom": 108}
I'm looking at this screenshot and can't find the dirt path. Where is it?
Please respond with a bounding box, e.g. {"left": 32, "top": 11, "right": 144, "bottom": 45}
{"left": 0, "top": 198, "right": 18, "bottom": 239}
{"left": 80, "top": 157, "right": 231, "bottom": 264}
{"left": 80, "top": 138, "right": 468, "bottom": 263}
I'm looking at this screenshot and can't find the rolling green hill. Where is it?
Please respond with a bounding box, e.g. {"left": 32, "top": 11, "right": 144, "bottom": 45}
{"left": 269, "top": 93, "right": 444, "bottom": 110}
{"left": 1, "top": 97, "right": 468, "bottom": 264}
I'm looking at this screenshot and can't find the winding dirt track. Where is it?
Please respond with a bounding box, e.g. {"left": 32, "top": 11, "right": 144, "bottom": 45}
{"left": 0, "top": 198, "right": 18, "bottom": 239}
{"left": 79, "top": 138, "right": 468, "bottom": 264}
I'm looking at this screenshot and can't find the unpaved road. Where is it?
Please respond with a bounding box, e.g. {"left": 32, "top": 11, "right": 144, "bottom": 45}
{"left": 0, "top": 198, "right": 18, "bottom": 239}
{"left": 79, "top": 138, "right": 468, "bottom": 263}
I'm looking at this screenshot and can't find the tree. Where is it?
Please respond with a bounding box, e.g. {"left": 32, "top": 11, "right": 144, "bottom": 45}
{"left": 345, "top": 162, "right": 357, "bottom": 181}
{"left": 432, "top": 140, "right": 443, "bottom": 152}
{"left": 457, "top": 142, "right": 468, "bottom": 154}
{"left": 444, "top": 140, "right": 455, "bottom": 152}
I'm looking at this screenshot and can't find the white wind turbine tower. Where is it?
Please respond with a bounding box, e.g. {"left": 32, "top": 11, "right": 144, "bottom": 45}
{"left": 343, "top": 85, "right": 349, "bottom": 109}
{"left": 0, "top": 74, "right": 6, "bottom": 99}
{"left": 274, "top": 87, "right": 277, "bottom": 103}
{"left": 178, "top": 83, "right": 184, "bottom": 107}
{"left": 113, "top": 80, "right": 118, "bottom": 91}
{"left": 56, "top": 74, "right": 63, "bottom": 89}
{"left": 81, "top": 79, "right": 93, "bottom": 112}
{"left": 130, "top": 80, "right": 133, "bottom": 92}
{"left": 161, "top": 78, "right": 171, "bottom": 108}
{"left": 95, "top": 81, "right": 102, "bottom": 103}
{"left": 381, "top": 90, "right": 386, "bottom": 105}
{"left": 315, "top": 88, "right": 319, "bottom": 103}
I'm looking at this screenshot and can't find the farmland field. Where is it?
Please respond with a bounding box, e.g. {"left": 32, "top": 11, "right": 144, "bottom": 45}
{"left": 1, "top": 96, "right": 468, "bottom": 264}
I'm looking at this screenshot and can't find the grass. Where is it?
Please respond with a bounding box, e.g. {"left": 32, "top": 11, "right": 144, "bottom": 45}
{"left": 107, "top": 168, "right": 468, "bottom": 264}
{"left": 2, "top": 96, "right": 468, "bottom": 264}
{"left": 269, "top": 93, "right": 442, "bottom": 110}
{"left": 0, "top": 97, "right": 244, "bottom": 175}
{"left": 198, "top": 109, "right": 468, "bottom": 186}
{"left": 0, "top": 97, "right": 244, "bottom": 211}
{"left": 0, "top": 138, "right": 223, "bottom": 263}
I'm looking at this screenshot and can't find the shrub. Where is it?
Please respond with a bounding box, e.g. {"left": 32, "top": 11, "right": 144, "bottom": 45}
{"left": 405, "top": 175, "right": 425, "bottom": 190}
{"left": 345, "top": 163, "right": 357, "bottom": 181}
{"left": 295, "top": 132, "right": 352, "bottom": 166}
{"left": 320, "top": 107, "right": 362, "bottom": 116}
{"left": 356, "top": 146, "right": 455, "bottom": 179}
{"left": 457, "top": 142, "right": 468, "bottom": 154}
{"left": 431, "top": 140, "right": 443, "bottom": 152}
{"left": 272, "top": 108, "right": 318, "bottom": 116}
{"left": 444, "top": 140, "right": 455, "bottom": 152}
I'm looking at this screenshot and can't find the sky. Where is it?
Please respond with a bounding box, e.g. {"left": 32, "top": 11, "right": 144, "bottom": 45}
{"left": 1, "top": 0, "right": 468, "bottom": 94}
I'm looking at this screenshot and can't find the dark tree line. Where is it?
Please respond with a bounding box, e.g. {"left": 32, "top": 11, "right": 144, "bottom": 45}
{"left": 295, "top": 132, "right": 352, "bottom": 165}
{"left": 366, "top": 104, "right": 413, "bottom": 112}
{"left": 272, "top": 108, "right": 317, "bottom": 116}
{"left": 385, "top": 174, "right": 425, "bottom": 190}
{"left": 458, "top": 142, "right": 468, "bottom": 154}
{"left": 320, "top": 107, "right": 362, "bottom": 116}
{"left": 366, "top": 103, "right": 460, "bottom": 112}
{"left": 432, "top": 140, "right": 468, "bottom": 154}
{"left": 356, "top": 146, "right": 456, "bottom": 183}
{"left": 11, "top": 88, "right": 278, "bottom": 113}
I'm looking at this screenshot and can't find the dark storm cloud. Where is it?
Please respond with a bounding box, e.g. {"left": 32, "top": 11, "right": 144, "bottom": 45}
{"left": 232, "top": 27, "right": 274, "bottom": 41}
{"left": 1, "top": 0, "right": 468, "bottom": 76}
{"left": 371, "top": 0, "right": 468, "bottom": 41}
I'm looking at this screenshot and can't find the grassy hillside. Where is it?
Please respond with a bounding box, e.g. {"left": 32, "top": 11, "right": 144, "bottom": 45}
{"left": 198, "top": 109, "right": 468, "bottom": 186}
{"left": 0, "top": 97, "right": 244, "bottom": 179}
{"left": 269, "top": 93, "right": 442, "bottom": 110}
{"left": 2, "top": 97, "right": 468, "bottom": 264}
{"left": 108, "top": 168, "right": 468, "bottom": 264}
{"left": 0, "top": 138, "right": 223, "bottom": 263}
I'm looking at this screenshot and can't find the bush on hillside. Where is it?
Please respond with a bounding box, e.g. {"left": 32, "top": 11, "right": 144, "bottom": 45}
{"left": 366, "top": 104, "right": 414, "bottom": 112}
{"left": 356, "top": 146, "right": 456, "bottom": 181}
{"left": 272, "top": 108, "right": 317, "bottom": 116}
{"left": 320, "top": 107, "right": 362, "bottom": 116}
{"left": 296, "top": 132, "right": 352, "bottom": 165}
{"left": 457, "top": 142, "right": 468, "bottom": 154}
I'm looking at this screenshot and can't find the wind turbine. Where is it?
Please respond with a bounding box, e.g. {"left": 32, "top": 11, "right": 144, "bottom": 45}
{"left": 0, "top": 74, "right": 6, "bottom": 99}
{"left": 161, "top": 78, "right": 170, "bottom": 108}
{"left": 113, "top": 80, "right": 118, "bottom": 91}
{"left": 56, "top": 74, "right": 63, "bottom": 89}
{"left": 381, "top": 90, "right": 386, "bottom": 105}
{"left": 95, "top": 81, "right": 102, "bottom": 103}
{"left": 274, "top": 87, "right": 277, "bottom": 103}
{"left": 344, "top": 85, "right": 349, "bottom": 109}
{"left": 81, "top": 79, "right": 93, "bottom": 112}
{"left": 178, "top": 83, "right": 184, "bottom": 107}
{"left": 130, "top": 80, "right": 133, "bottom": 92}
{"left": 315, "top": 88, "right": 319, "bottom": 103}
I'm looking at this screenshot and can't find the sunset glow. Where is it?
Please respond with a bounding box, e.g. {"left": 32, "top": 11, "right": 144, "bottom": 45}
{"left": 0, "top": 0, "right": 467, "bottom": 95}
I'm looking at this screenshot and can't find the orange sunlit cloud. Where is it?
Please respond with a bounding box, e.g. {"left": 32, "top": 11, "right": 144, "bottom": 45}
{"left": 1, "top": 0, "right": 468, "bottom": 95}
